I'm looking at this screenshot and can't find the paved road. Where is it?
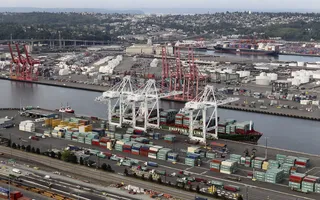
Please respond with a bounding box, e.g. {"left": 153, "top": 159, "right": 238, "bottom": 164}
{"left": 0, "top": 146, "right": 318, "bottom": 200}
{"left": 0, "top": 146, "right": 208, "bottom": 200}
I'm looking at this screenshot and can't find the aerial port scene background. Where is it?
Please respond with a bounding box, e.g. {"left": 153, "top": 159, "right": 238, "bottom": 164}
{"left": 1, "top": 0, "right": 320, "bottom": 200}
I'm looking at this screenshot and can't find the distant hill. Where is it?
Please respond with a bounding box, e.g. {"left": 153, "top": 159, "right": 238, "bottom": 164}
{"left": 140, "top": 8, "right": 320, "bottom": 14}
{"left": 0, "top": 7, "right": 144, "bottom": 14}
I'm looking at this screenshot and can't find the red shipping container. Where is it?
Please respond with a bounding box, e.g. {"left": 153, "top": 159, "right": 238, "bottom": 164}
{"left": 131, "top": 151, "right": 140, "bottom": 155}
{"left": 91, "top": 141, "right": 100, "bottom": 146}
{"left": 224, "top": 185, "right": 237, "bottom": 192}
{"left": 123, "top": 150, "right": 131, "bottom": 153}
{"left": 140, "top": 151, "right": 148, "bottom": 157}
{"left": 210, "top": 168, "right": 220, "bottom": 172}
{"left": 290, "top": 174, "right": 305, "bottom": 179}
{"left": 303, "top": 177, "right": 318, "bottom": 183}
{"left": 212, "top": 159, "right": 223, "bottom": 164}
{"left": 294, "top": 161, "right": 307, "bottom": 166}
{"left": 102, "top": 152, "right": 112, "bottom": 158}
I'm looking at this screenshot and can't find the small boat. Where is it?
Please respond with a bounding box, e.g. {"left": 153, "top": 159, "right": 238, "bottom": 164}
{"left": 58, "top": 103, "right": 66, "bottom": 113}
{"left": 65, "top": 103, "right": 75, "bottom": 113}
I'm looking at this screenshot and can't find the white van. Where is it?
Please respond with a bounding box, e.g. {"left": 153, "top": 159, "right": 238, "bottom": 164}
{"left": 12, "top": 168, "right": 21, "bottom": 174}
{"left": 44, "top": 175, "right": 50, "bottom": 179}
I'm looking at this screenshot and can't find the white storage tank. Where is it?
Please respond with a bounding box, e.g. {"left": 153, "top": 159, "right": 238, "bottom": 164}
{"left": 297, "top": 62, "right": 305, "bottom": 67}
{"left": 299, "top": 76, "right": 310, "bottom": 84}
{"left": 313, "top": 71, "right": 320, "bottom": 79}
{"left": 291, "top": 71, "right": 297, "bottom": 77}
{"left": 256, "top": 76, "right": 271, "bottom": 85}
{"left": 267, "top": 73, "right": 278, "bottom": 81}
{"left": 292, "top": 78, "right": 301, "bottom": 86}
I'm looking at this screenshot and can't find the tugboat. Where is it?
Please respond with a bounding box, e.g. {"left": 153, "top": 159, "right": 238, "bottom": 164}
{"left": 58, "top": 103, "right": 75, "bottom": 113}
{"left": 58, "top": 103, "right": 65, "bottom": 113}
{"left": 65, "top": 103, "right": 75, "bottom": 113}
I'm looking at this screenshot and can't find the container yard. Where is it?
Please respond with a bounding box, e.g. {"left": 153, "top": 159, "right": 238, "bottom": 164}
{"left": 1, "top": 107, "right": 320, "bottom": 200}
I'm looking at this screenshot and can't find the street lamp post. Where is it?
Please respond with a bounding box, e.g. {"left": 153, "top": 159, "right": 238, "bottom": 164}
{"left": 265, "top": 137, "right": 268, "bottom": 159}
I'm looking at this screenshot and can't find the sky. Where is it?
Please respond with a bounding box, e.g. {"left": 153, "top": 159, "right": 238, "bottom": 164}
{"left": 1, "top": 0, "right": 320, "bottom": 10}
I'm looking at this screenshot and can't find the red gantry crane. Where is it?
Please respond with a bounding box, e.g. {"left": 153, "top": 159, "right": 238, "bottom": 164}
{"left": 162, "top": 45, "right": 206, "bottom": 101}
{"left": 24, "top": 44, "right": 40, "bottom": 81}
{"left": 8, "top": 43, "right": 39, "bottom": 81}
{"left": 8, "top": 43, "right": 20, "bottom": 80}
{"left": 15, "top": 43, "right": 28, "bottom": 80}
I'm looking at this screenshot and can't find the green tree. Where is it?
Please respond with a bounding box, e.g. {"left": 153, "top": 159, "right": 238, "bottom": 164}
{"left": 79, "top": 157, "right": 84, "bottom": 165}
{"left": 124, "top": 168, "right": 128, "bottom": 176}
{"left": 61, "top": 150, "right": 71, "bottom": 162}
{"left": 196, "top": 185, "right": 200, "bottom": 193}
{"left": 31, "top": 147, "right": 36, "bottom": 153}
{"left": 237, "top": 195, "right": 244, "bottom": 200}
{"left": 21, "top": 145, "right": 25, "bottom": 150}
{"left": 36, "top": 148, "right": 41, "bottom": 154}
{"left": 50, "top": 151, "right": 56, "bottom": 158}
{"left": 57, "top": 152, "right": 62, "bottom": 160}
{"left": 101, "top": 163, "right": 107, "bottom": 171}
{"left": 26, "top": 145, "right": 31, "bottom": 152}
{"left": 11, "top": 143, "right": 17, "bottom": 149}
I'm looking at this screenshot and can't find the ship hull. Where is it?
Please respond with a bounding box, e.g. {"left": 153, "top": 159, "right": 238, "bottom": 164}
{"left": 111, "top": 117, "right": 262, "bottom": 144}
{"left": 214, "top": 46, "right": 279, "bottom": 56}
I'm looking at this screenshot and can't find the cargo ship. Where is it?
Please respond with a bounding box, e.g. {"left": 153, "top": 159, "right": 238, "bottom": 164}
{"left": 111, "top": 109, "right": 263, "bottom": 144}
{"left": 214, "top": 42, "right": 279, "bottom": 56}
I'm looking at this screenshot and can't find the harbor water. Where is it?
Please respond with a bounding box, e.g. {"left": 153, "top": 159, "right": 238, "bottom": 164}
{"left": 0, "top": 79, "right": 319, "bottom": 154}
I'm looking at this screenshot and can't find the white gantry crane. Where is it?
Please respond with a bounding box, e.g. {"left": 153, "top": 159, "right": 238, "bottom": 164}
{"left": 95, "top": 76, "right": 134, "bottom": 127}
{"left": 126, "top": 79, "right": 183, "bottom": 131}
{"left": 181, "top": 85, "right": 239, "bottom": 144}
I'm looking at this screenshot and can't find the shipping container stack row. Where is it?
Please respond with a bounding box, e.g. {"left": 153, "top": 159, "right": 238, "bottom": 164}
{"left": 220, "top": 160, "right": 238, "bottom": 175}
{"left": 289, "top": 173, "right": 320, "bottom": 193}
{"left": 157, "top": 148, "right": 173, "bottom": 160}
{"left": 19, "top": 120, "right": 35, "bottom": 132}
{"left": 265, "top": 169, "right": 285, "bottom": 184}
{"left": 253, "top": 171, "right": 266, "bottom": 182}
{"left": 160, "top": 109, "right": 178, "bottom": 125}
{"left": 185, "top": 152, "right": 201, "bottom": 167}
{"left": 164, "top": 134, "right": 176, "bottom": 143}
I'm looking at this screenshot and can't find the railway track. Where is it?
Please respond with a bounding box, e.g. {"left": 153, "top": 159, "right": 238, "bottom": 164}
{"left": 0, "top": 176, "right": 74, "bottom": 200}
{"left": 0, "top": 146, "right": 199, "bottom": 200}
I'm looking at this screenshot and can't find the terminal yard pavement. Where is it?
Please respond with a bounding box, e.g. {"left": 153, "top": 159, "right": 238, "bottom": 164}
{"left": 1, "top": 112, "right": 320, "bottom": 199}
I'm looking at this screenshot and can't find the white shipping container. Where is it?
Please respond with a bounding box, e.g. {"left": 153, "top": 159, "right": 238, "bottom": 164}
{"left": 220, "top": 170, "right": 231, "bottom": 174}
{"left": 116, "top": 141, "right": 125, "bottom": 145}
{"left": 300, "top": 100, "right": 311, "bottom": 105}
{"left": 221, "top": 161, "right": 236, "bottom": 167}
{"left": 148, "top": 155, "right": 157, "bottom": 159}
{"left": 187, "top": 146, "right": 199, "bottom": 153}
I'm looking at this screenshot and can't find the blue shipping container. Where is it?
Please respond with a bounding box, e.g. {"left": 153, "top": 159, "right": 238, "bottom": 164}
{"left": 0, "top": 187, "right": 9, "bottom": 193}
{"left": 195, "top": 197, "right": 207, "bottom": 200}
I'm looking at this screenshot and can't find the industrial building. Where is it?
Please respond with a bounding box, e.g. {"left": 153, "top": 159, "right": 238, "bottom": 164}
{"left": 125, "top": 44, "right": 174, "bottom": 56}
{"left": 0, "top": 118, "right": 14, "bottom": 129}
{"left": 23, "top": 109, "right": 58, "bottom": 118}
